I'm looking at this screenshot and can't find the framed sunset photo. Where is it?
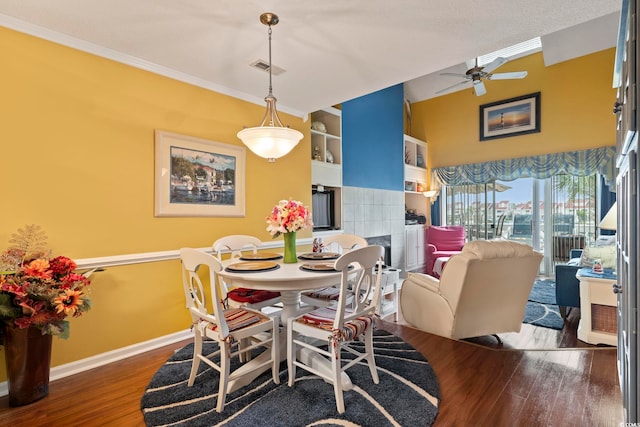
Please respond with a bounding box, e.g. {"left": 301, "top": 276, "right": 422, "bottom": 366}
{"left": 479, "top": 92, "right": 541, "bottom": 141}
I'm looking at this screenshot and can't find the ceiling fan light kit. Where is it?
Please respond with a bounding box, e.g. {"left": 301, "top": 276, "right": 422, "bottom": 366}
{"left": 437, "top": 57, "right": 528, "bottom": 96}
{"left": 237, "top": 12, "right": 303, "bottom": 162}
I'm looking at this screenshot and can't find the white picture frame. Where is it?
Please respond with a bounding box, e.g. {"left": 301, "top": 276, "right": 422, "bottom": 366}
{"left": 154, "top": 130, "right": 246, "bottom": 217}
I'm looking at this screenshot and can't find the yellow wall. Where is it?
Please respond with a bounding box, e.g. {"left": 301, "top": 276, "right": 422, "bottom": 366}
{"left": 0, "top": 27, "right": 311, "bottom": 374}
{"left": 411, "top": 49, "right": 618, "bottom": 169}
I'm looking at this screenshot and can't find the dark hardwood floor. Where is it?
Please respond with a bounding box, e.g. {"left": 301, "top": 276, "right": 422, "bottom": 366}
{"left": 0, "top": 307, "right": 623, "bottom": 426}
{"left": 388, "top": 306, "right": 623, "bottom": 427}
{"left": 461, "top": 303, "right": 597, "bottom": 350}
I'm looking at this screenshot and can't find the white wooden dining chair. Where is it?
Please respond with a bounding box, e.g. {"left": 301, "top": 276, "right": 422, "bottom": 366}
{"left": 179, "top": 248, "right": 280, "bottom": 413}
{"left": 287, "top": 245, "right": 384, "bottom": 414}
{"left": 300, "top": 234, "right": 368, "bottom": 308}
{"left": 213, "top": 235, "right": 282, "bottom": 312}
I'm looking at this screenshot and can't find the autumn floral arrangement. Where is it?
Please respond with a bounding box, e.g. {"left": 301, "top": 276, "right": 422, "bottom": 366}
{"left": 266, "top": 199, "right": 313, "bottom": 237}
{"left": 0, "top": 225, "right": 92, "bottom": 338}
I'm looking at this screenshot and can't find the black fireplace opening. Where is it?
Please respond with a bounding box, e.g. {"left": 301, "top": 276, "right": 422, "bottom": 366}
{"left": 365, "top": 235, "right": 391, "bottom": 268}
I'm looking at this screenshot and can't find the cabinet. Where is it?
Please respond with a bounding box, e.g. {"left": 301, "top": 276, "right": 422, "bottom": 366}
{"left": 405, "top": 225, "right": 426, "bottom": 272}
{"left": 377, "top": 268, "right": 403, "bottom": 321}
{"left": 404, "top": 135, "right": 427, "bottom": 169}
{"left": 614, "top": 0, "right": 639, "bottom": 422}
{"left": 576, "top": 268, "right": 618, "bottom": 346}
{"left": 404, "top": 135, "right": 428, "bottom": 272}
{"left": 311, "top": 108, "right": 342, "bottom": 188}
{"left": 613, "top": 0, "right": 637, "bottom": 158}
{"left": 310, "top": 108, "right": 342, "bottom": 231}
{"left": 404, "top": 135, "right": 428, "bottom": 215}
{"left": 617, "top": 139, "right": 638, "bottom": 422}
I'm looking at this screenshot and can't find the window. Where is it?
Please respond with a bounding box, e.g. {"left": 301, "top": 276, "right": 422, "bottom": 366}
{"left": 477, "top": 37, "right": 542, "bottom": 66}
{"left": 443, "top": 174, "right": 597, "bottom": 275}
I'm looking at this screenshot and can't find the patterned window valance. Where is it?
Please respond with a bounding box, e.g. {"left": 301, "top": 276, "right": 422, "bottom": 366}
{"left": 432, "top": 146, "right": 616, "bottom": 188}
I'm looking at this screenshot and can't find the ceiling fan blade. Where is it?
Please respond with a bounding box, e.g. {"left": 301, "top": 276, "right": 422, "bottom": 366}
{"left": 435, "top": 80, "right": 470, "bottom": 94}
{"left": 481, "top": 57, "right": 508, "bottom": 74}
{"left": 473, "top": 80, "right": 487, "bottom": 96}
{"left": 487, "top": 71, "right": 528, "bottom": 80}
{"left": 440, "top": 72, "right": 469, "bottom": 79}
{"left": 465, "top": 58, "right": 477, "bottom": 70}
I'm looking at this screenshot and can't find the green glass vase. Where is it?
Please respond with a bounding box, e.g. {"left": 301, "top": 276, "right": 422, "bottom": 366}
{"left": 283, "top": 232, "right": 297, "bottom": 263}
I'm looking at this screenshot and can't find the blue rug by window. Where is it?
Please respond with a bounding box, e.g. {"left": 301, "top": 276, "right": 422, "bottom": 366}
{"left": 523, "top": 279, "right": 564, "bottom": 330}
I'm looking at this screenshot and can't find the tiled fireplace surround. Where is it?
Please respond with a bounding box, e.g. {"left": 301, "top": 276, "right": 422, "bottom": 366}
{"left": 341, "top": 186, "right": 406, "bottom": 271}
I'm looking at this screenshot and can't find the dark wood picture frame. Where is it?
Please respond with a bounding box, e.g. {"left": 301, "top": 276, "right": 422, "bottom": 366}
{"left": 479, "top": 92, "right": 541, "bottom": 141}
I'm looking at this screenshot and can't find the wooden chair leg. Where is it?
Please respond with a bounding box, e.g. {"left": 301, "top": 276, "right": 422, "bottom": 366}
{"left": 287, "top": 322, "right": 296, "bottom": 387}
{"left": 238, "top": 338, "right": 251, "bottom": 363}
{"left": 216, "top": 344, "right": 231, "bottom": 413}
{"left": 332, "top": 348, "right": 345, "bottom": 414}
{"left": 188, "top": 332, "right": 203, "bottom": 386}
{"left": 271, "top": 323, "right": 280, "bottom": 384}
{"left": 365, "top": 327, "right": 379, "bottom": 383}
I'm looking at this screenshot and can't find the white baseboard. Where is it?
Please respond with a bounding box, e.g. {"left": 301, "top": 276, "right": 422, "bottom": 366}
{"left": 0, "top": 329, "right": 192, "bottom": 397}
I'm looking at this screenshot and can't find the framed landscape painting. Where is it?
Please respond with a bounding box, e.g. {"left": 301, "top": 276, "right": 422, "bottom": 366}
{"left": 154, "top": 130, "right": 246, "bottom": 217}
{"left": 479, "top": 92, "right": 541, "bottom": 141}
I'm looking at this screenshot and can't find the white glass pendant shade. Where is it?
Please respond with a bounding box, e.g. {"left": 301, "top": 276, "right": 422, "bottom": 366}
{"left": 237, "top": 126, "right": 303, "bottom": 161}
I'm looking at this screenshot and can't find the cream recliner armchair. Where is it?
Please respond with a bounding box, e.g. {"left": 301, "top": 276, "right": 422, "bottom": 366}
{"left": 400, "top": 240, "right": 543, "bottom": 341}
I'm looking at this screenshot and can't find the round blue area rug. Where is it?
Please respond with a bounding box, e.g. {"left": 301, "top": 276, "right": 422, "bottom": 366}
{"left": 141, "top": 329, "right": 440, "bottom": 426}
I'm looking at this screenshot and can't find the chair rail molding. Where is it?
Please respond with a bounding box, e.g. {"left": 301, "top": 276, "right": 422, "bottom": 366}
{"left": 73, "top": 237, "right": 314, "bottom": 269}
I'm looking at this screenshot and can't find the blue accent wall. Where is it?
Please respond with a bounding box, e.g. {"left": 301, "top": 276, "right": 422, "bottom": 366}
{"left": 342, "top": 84, "right": 404, "bottom": 191}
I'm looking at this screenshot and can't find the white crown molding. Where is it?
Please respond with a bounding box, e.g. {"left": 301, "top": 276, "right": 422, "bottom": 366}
{"left": 0, "top": 13, "right": 305, "bottom": 118}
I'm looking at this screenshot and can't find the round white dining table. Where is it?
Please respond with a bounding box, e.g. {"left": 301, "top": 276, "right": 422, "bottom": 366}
{"left": 217, "top": 256, "right": 353, "bottom": 392}
{"left": 218, "top": 257, "right": 343, "bottom": 323}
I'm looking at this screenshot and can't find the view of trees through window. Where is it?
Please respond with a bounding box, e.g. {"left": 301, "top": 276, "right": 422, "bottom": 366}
{"left": 443, "top": 174, "right": 598, "bottom": 275}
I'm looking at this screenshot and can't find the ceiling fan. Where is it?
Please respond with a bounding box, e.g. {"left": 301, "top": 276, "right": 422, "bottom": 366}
{"left": 436, "top": 57, "right": 528, "bottom": 96}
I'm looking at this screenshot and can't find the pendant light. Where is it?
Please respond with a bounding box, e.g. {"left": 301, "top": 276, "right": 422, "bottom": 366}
{"left": 237, "top": 12, "right": 303, "bottom": 162}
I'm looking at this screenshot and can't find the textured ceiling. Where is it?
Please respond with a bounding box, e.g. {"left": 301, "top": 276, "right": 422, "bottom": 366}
{"left": 0, "top": 0, "right": 622, "bottom": 116}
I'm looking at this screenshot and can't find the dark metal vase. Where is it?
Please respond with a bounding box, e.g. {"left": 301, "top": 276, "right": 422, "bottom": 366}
{"left": 3, "top": 325, "right": 52, "bottom": 406}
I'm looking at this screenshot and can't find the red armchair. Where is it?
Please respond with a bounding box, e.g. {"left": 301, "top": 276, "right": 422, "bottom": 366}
{"left": 425, "top": 225, "right": 466, "bottom": 277}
